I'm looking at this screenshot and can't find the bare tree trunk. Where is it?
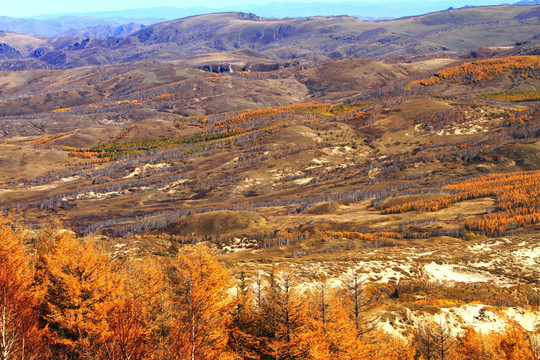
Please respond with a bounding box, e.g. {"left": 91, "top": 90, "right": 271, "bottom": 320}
{"left": 191, "top": 320, "right": 195, "bottom": 360}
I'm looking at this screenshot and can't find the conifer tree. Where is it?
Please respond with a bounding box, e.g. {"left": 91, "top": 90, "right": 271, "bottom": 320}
{"left": 260, "top": 270, "right": 311, "bottom": 360}
{"left": 167, "top": 244, "right": 234, "bottom": 360}
{"left": 340, "top": 271, "right": 379, "bottom": 336}
{"left": 102, "top": 258, "right": 169, "bottom": 360}
{"left": 35, "top": 224, "right": 120, "bottom": 359}
{"left": 0, "top": 214, "right": 47, "bottom": 360}
{"left": 455, "top": 327, "right": 502, "bottom": 360}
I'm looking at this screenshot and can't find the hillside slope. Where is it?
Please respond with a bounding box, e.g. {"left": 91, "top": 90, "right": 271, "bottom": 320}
{"left": 0, "top": 6, "right": 539, "bottom": 70}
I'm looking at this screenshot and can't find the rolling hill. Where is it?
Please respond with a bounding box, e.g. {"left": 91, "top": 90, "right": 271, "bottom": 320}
{"left": 0, "top": 6, "right": 539, "bottom": 70}
{"left": 0, "top": 5, "right": 539, "bottom": 356}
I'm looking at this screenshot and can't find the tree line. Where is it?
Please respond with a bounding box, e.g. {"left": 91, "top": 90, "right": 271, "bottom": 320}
{"left": 407, "top": 56, "right": 540, "bottom": 88}
{"left": 381, "top": 170, "right": 540, "bottom": 236}
{"left": 1, "top": 214, "right": 539, "bottom": 359}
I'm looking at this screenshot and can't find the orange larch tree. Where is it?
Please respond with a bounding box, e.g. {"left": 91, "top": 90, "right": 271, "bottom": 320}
{"left": 0, "top": 214, "right": 48, "bottom": 360}
{"left": 35, "top": 226, "right": 120, "bottom": 359}
{"left": 226, "top": 271, "right": 261, "bottom": 360}
{"left": 167, "top": 244, "right": 234, "bottom": 360}
{"left": 102, "top": 258, "right": 170, "bottom": 360}
{"left": 307, "top": 279, "right": 361, "bottom": 359}
{"left": 340, "top": 271, "right": 379, "bottom": 336}
{"left": 259, "top": 269, "right": 311, "bottom": 360}
{"left": 495, "top": 325, "right": 535, "bottom": 360}
{"left": 455, "top": 326, "right": 503, "bottom": 360}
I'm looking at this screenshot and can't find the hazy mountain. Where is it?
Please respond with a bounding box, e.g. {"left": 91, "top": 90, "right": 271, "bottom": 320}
{"left": 57, "top": 23, "right": 146, "bottom": 38}
{"left": 2, "top": 1, "right": 533, "bottom": 38}
{"left": 1, "top": 5, "right": 539, "bottom": 70}
{"left": 33, "top": 1, "right": 509, "bottom": 21}
{"left": 224, "top": 1, "right": 485, "bottom": 19}
{"left": 0, "top": 16, "right": 161, "bottom": 37}
{"left": 0, "top": 17, "right": 60, "bottom": 37}
{"left": 61, "top": 6, "right": 218, "bottom": 20}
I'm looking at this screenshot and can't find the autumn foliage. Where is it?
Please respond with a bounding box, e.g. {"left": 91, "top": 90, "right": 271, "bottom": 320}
{"left": 32, "top": 131, "right": 75, "bottom": 147}
{"left": 407, "top": 56, "right": 540, "bottom": 88}
{"left": 382, "top": 170, "right": 540, "bottom": 236}
{"left": 1, "top": 217, "right": 538, "bottom": 359}
{"left": 167, "top": 246, "right": 234, "bottom": 359}
{"left": 34, "top": 225, "right": 120, "bottom": 358}
{"left": 52, "top": 107, "right": 72, "bottom": 113}
{"left": 0, "top": 214, "right": 47, "bottom": 359}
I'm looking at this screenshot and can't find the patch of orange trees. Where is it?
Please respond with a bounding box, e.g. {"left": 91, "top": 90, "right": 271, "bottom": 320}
{"left": 331, "top": 101, "right": 372, "bottom": 116}
{"left": 214, "top": 102, "right": 333, "bottom": 127}
{"left": 109, "top": 100, "right": 143, "bottom": 106}
{"left": 52, "top": 107, "right": 71, "bottom": 113}
{"left": 1, "top": 215, "right": 538, "bottom": 359}
{"left": 68, "top": 150, "right": 102, "bottom": 158}
{"left": 382, "top": 171, "right": 540, "bottom": 236}
{"left": 32, "top": 131, "right": 74, "bottom": 146}
{"left": 112, "top": 124, "right": 135, "bottom": 143}
{"left": 64, "top": 157, "right": 113, "bottom": 166}
{"left": 321, "top": 230, "right": 403, "bottom": 241}
{"left": 213, "top": 101, "right": 370, "bottom": 128}
{"left": 407, "top": 55, "right": 540, "bottom": 88}
{"left": 152, "top": 93, "right": 171, "bottom": 100}
{"left": 86, "top": 100, "right": 143, "bottom": 110}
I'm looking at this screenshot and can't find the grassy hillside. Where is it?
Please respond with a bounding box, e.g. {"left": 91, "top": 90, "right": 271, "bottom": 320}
{"left": 0, "top": 8, "right": 539, "bottom": 358}
{"left": 1, "top": 6, "right": 540, "bottom": 69}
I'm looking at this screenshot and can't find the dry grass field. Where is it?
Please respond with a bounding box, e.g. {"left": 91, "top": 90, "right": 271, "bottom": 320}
{"left": 0, "top": 9, "right": 539, "bottom": 352}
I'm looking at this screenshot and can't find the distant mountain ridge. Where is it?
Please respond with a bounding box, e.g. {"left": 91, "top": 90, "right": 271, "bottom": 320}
{"left": 515, "top": 0, "right": 540, "bottom": 4}
{"left": 0, "top": 5, "right": 539, "bottom": 70}
{"left": 57, "top": 23, "right": 146, "bottom": 38}
{"left": 1, "top": 1, "right": 539, "bottom": 38}
{"left": 0, "top": 16, "right": 160, "bottom": 37}
{"left": 24, "top": 1, "right": 517, "bottom": 21}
